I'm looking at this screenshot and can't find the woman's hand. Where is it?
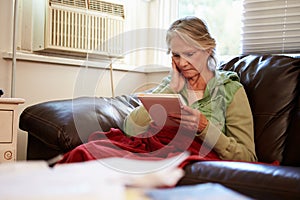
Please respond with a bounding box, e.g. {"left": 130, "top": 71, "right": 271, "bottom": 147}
{"left": 168, "top": 105, "right": 208, "bottom": 133}
{"left": 169, "top": 58, "right": 185, "bottom": 92}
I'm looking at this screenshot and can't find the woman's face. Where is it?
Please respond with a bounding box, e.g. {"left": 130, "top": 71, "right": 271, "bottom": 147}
{"left": 170, "top": 34, "right": 210, "bottom": 79}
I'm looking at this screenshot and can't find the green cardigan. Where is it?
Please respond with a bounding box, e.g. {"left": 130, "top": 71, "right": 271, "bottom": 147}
{"left": 123, "top": 70, "right": 257, "bottom": 162}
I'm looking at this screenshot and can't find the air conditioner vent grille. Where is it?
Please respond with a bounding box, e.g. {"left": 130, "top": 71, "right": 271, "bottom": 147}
{"left": 33, "top": 0, "right": 125, "bottom": 57}
{"left": 89, "top": 1, "right": 124, "bottom": 17}
{"left": 50, "top": 0, "right": 86, "bottom": 9}
{"left": 50, "top": 0, "right": 124, "bottom": 18}
{"left": 46, "top": 6, "right": 124, "bottom": 56}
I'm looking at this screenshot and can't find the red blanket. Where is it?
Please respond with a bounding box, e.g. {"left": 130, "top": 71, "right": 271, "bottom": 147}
{"left": 57, "top": 125, "right": 221, "bottom": 167}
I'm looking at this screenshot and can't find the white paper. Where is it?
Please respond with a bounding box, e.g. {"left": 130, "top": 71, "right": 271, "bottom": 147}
{"left": 0, "top": 152, "right": 189, "bottom": 199}
{"left": 0, "top": 160, "right": 125, "bottom": 200}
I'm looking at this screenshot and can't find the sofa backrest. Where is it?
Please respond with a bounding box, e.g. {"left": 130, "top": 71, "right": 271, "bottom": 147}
{"left": 220, "top": 55, "right": 300, "bottom": 166}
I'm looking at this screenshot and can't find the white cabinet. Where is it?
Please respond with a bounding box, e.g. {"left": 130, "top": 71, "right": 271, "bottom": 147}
{"left": 0, "top": 98, "right": 25, "bottom": 162}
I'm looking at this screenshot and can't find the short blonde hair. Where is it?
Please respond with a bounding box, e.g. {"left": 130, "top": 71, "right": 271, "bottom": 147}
{"left": 166, "top": 16, "right": 217, "bottom": 70}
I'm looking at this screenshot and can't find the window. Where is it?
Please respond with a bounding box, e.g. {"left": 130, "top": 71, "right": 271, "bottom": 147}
{"left": 178, "top": 0, "right": 243, "bottom": 58}
{"left": 242, "top": 0, "right": 300, "bottom": 54}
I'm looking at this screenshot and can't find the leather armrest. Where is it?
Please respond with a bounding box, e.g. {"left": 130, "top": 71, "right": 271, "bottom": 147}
{"left": 19, "top": 95, "right": 140, "bottom": 152}
{"left": 179, "top": 161, "right": 300, "bottom": 200}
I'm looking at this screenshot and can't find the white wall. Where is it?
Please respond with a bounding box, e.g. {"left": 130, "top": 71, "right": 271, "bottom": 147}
{"left": 0, "top": 0, "right": 14, "bottom": 96}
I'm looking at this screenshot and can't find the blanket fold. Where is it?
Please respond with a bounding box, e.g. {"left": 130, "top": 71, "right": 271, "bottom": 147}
{"left": 58, "top": 125, "right": 221, "bottom": 167}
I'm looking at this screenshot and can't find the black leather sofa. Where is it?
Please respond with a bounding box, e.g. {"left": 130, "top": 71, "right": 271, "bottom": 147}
{"left": 19, "top": 54, "right": 300, "bottom": 199}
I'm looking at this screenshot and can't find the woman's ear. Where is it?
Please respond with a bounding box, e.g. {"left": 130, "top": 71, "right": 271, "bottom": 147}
{"left": 206, "top": 48, "right": 212, "bottom": 55}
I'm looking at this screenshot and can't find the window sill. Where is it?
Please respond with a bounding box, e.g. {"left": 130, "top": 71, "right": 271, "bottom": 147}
{"left": 2, "top": 51, "right": 170, "bottom": 73}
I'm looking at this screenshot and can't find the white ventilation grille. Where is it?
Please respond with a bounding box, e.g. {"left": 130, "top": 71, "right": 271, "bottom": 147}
{"left": 49, "top": 0, "right": 125, "bottom": 17}
{"left": 34, "top": 0, "right": 124, "bottom": 57}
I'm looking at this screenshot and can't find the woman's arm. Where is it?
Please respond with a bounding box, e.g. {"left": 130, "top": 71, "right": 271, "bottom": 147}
{"left": 123, "top": 105, "right": 151, "bottom": 136}
{"left": 123, "top": 75, "right": 176, "bottom": 136}
{"left": 197, "top": 87, "right": 257, "bottom": 162}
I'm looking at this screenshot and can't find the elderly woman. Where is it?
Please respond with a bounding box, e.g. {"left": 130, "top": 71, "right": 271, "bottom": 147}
{"left": 123, "top": 16, "right": 257, "bottom": 162}
{"left": 58, "top": 16, "right": 257, "bottom": 165}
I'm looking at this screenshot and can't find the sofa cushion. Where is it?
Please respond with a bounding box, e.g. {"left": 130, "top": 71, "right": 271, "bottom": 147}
{"left": 179, "top": 161, "right": 300, "bottom": 200}
{"left": 220, "top": 55, "right": 300, "bottom": 163}
{"left": 282, "top": 97, "right": 300, "bottom": 166}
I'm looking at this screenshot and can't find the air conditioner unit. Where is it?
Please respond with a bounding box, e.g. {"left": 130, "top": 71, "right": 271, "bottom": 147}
{"left": 32, "top": 0, "right": 125, "bottom": 58}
